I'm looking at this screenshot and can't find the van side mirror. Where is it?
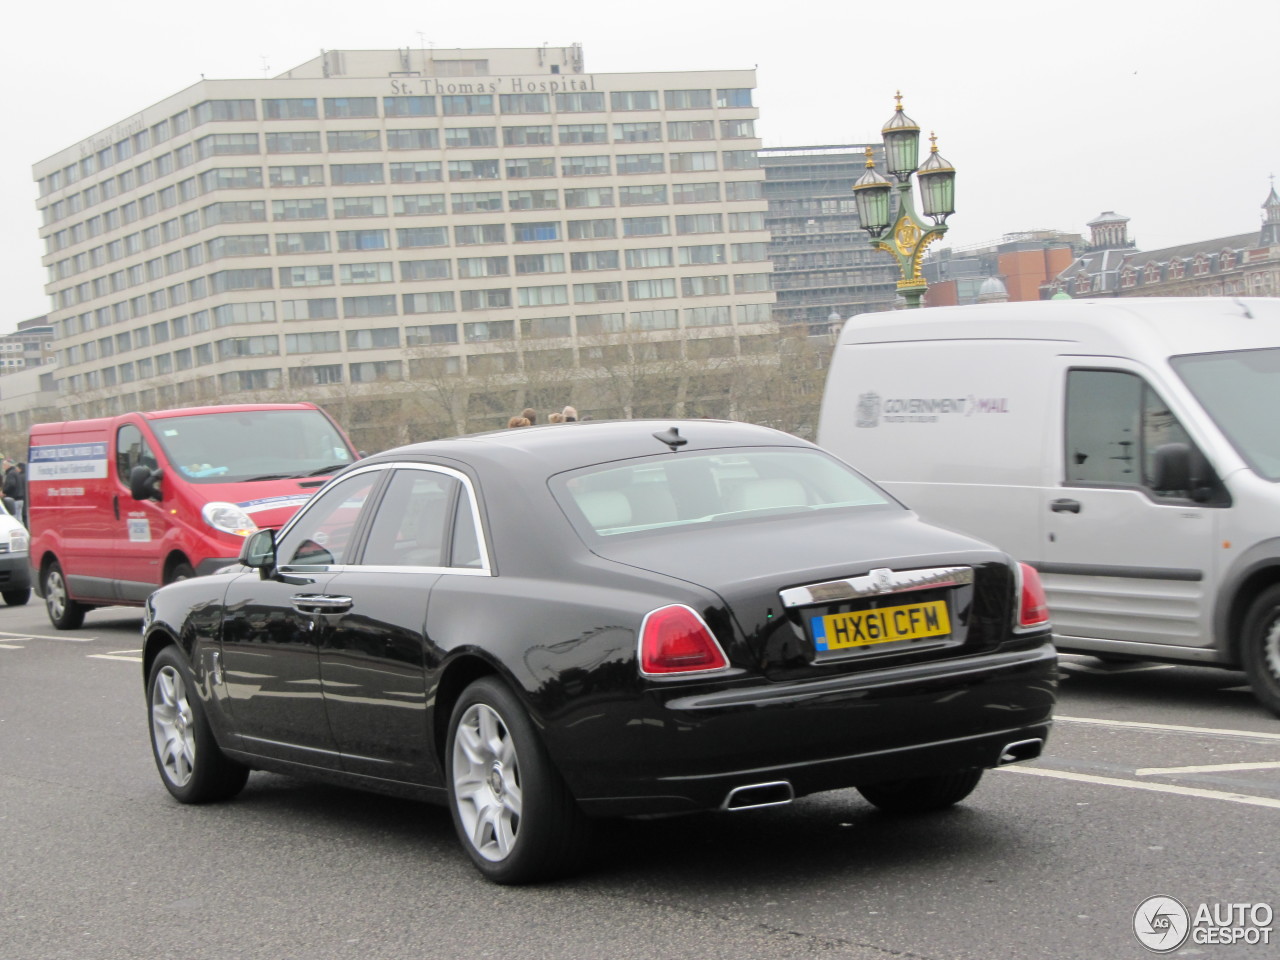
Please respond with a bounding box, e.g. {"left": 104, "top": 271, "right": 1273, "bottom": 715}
{"left": 1151, "top": 443, "right": 1216, "bottom": 503}
{"left": 240, "top": 528, "right": 277, "bottom": 570}
{"left": 129, "top": 464, "right": 163, "bottom": 501}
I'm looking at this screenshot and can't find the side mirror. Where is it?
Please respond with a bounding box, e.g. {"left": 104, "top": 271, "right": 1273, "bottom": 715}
{"left": 1151, "top": 443, "right": 1216, "bottom": 503}
{"left": 129, "top": 464, "right": 163, "bottom": 501}
{"left": 240, "top": 528, "right": 277, "bottom": 570}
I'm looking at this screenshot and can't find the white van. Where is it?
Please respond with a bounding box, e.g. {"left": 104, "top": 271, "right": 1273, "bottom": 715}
{"left": 817, "top": 297, "right": 1280, "bottom": 717}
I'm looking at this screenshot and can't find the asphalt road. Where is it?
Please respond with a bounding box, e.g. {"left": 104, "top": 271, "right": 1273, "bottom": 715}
{"left": 2, "top": 602, "right": 1277, "bottom": 960}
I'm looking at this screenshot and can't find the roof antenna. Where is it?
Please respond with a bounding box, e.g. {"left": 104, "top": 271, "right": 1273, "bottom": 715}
{"left": 1234, "top": 298, "right": 1255, "bottom": 319}
{"left": 653, "top": 426, "right": 688, "bottom": 451}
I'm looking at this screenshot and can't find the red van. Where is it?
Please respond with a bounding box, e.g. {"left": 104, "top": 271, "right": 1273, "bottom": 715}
{"left": 27, "top": 402, "right": 356, "bottom": 629}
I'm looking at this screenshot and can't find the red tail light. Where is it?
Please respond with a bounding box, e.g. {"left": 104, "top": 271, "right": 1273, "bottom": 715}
{"left": 639, "top": 604, "right": 729, "bottom": 676}
{"left": 1018, "top": 562, "right": 1051, "bottom": 628}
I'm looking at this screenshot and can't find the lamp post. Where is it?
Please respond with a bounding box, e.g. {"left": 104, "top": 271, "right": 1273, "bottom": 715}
{"left": 853, "top": 93, "right": 956, "bottom": 309}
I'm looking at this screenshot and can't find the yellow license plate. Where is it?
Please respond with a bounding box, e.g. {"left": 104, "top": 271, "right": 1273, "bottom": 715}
{"left": 811, "top": 600, "right": 951, "bottom": 652}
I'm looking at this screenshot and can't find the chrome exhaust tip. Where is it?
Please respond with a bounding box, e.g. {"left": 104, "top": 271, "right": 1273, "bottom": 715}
{"left": 721, "top": 780, "right": 795, "bottom": 811}
{"left": 997, "top": 737, "right": 1044, "bottom": 766}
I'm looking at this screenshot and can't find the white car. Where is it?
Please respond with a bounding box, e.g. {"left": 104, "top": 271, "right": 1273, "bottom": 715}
{"left": 0, "top": 502, "right": 31, "bottom": 606}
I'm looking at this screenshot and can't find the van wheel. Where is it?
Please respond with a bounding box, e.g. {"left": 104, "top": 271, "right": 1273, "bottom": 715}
{"left": 3, "top": 588, "right": 30, "bottom": 606}
{"left": 1241, "top": 586, "right": 1280, "bottom": 718}
{"left": 857, "top": 769, "right": 984, "bottom": 814}
{"left": 167, "top": 562, "right": 196, "bottom": 584}
{"left": 43, "top": 560, "right": 86, "bottom": 630}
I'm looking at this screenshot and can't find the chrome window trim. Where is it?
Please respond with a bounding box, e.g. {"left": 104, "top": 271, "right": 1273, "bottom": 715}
{"left": 273, "top": 460, "right": 494, "bottom": 576}
{"left": 779, "top": 565, "right": 974, "bottom": 609}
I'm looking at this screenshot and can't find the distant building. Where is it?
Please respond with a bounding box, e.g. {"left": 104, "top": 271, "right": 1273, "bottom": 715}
{"left": 1042, "top": 188, "right": 1280, "bottom": 299}
{"left": 0, "top": 316, "right": 55, "bottom": 376}
{"left": 759, "top": 145, "right": 898, "bottom": 331}
{"left": 922, "top": 230, "right": 1081, "bottom": 306}
{"left": 32, "top": 46, "right": 774, "bottom": 428}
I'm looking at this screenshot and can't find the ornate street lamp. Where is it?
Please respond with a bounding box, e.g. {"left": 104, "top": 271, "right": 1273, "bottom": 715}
{"left": 853, "top": 93, "right": 956, "bottom": 308}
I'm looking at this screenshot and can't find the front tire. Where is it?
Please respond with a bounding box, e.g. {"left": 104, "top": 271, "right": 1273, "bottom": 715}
{"left": 43, "top": 560, "right": 86, "bottom": 630}
{"left": 857, "top": 769, "right": 984, "bottom": 814}
{"left": 1241, "top": 586, "right": 1280, "bottom": 718}
{"left": 447, "top": 677, "right": 591, "bottom": 884}
{"left": 3, "top": 588, "right": 30, "bottom": 606}
{"left": 147, "top": 645, "right": 248, "bottom": 803}
{"left": 167, "top": 562, "right": 196, "bottom": 584}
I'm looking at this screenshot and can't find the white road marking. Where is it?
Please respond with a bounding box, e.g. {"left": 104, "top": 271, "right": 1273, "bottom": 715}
{"left": 88, "top": 650, "right": 143, "bottom": 663}
{"left": 1136, "top": 760, "right": 1280, "bottom": 776}
{"left": 1056, "top": 714, "right": 1280, "bottom": 742}
{"left": 1058, "top": 661, "right": 1175, "bottom": 675}
{"left": 0, "top": 630, "right": 96, "bottom": 643}
{"left": 998, "top": 765, "right": 1280, "bottom": 810}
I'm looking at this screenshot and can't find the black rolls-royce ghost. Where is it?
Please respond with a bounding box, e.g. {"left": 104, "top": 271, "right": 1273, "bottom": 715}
{"left": 142, "top": 419, "right": 1056, "bottom": 883}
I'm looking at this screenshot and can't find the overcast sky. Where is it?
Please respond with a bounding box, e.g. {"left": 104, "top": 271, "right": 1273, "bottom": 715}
{"left": 3, "top": 0, "right": 1276, "bottom": 332}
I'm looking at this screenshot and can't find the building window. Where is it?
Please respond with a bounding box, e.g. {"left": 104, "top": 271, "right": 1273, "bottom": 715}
{"left": 514, "top": 253, "right": 564, "bottom": 274}
{"left": 614, "top": 122, "right": 662, "bottom": 143}
{"left": 276, "top": 231, "right": 331, "bottom": 254}
{"left": 630, "top": 309, "right": 678, "bottom": 330}
{"left": 387, "top": 129, "right": 440, "bottom": 150}
{"left": 685, "top": 305, "right": 731, "bottom": 327}
{"left": 731, "top": 242, "right": 768, "bottom": 262}
{"left": 665, "top": 89, "right": 712, "bottom": 110}
{"left": 616, "top": 153, "right": 664, "bottom": 175}
{"left": 280, "top": 298, "right": 338, "bottom": 320}
{"left": 403, "top": 291, "right": 456, "bottom": 314}
{"left": 333, "top": 196, "right": 388, "bottom": 218}
{"left": 394, "top": 194, "right": 445, "bottom": 216}
{"left": 561, "top": 156, "right": 611, "bottom": 178}
{"left": 555, "top": 92, "right": 605, "bottom": 113}
{"left": 266, "top": 132, "right": 322, "bottom": 154}
{"left": 681, "top": 275, "right": 729, "bottom": 297}
{"left": 339, "top": 262, "right": 393, "bottom": 284}
{"left": 567, "top": 218, "right": 617, "bottom": 239}
{"left": 396, "top": 226, "right": 449, "bottom": 248}
{"left": 458, "top": 256, "right": 510, "bottom": 279}
{"left": 508, "top": 189, "right": 559, "bottom": 211}
{"left": 216, "top": 335, "right": 279, "bottom": 360}
{"left": 723, "top": 150, "right": 760, "bottom": 170}
{"left": 445, "top": 127, "right": 498, "bottom": 148}
{"left": 279, "top": 265, "right": 334, "bottom": 287}
{"left": 726, "top": 211, "right": 763, "bottom": 232}
{"left": 448, "top": 159, "right": 500, "bottom": 181}
{"left": 673, "top": 182, "right": 720, "bottom": 204}
{"left": 675, "top": 213, "right": 721, "bottom": 235}
{"left": 192, "top": 99, "right": 256, "bottom": 123}
{"left": 716, "top": 88, "right": 753, "bottom": 108}
{"left": 679, "top": 244, "right": 726, "bottom": 265}
{"left": 460, "top": 289, "right": 512, "bottom": 311}
{"left": 400, "top": 259, "right": 452, "bottom": 281}
{"left": 504, "top": 125, "right": 553, "bottom": 146}
{"left": 349, "top": 361, "right": 402, "bottom": 382}
{"left": 667, "top": 121, "right": 714, "bottom": 141}
{"left": 441, "top": 95, "right": 494, "bottom": 116}
{"left": 558, "top": 123, "right": 607, "bottom": 144}
{"left": 625, "top": 247, "right": 673, "bottom": 268}
{"left": 573, "top": 282, "right": 623, "bottom": 303}
{"left": 290, "top": 364, "right": 344, "bottom": 386}
{"left": 451, "top": 191, "right": 503, "bottom": 214}
{"left": 521, "top": 317, "right": 571, "bottom": 339}
{"left": 513, "top": 221, "right": 560, "bottom": 243}
{"left": 384, "top": 96, "right": 436, "bottom": 117}
{"left": 196, "top": 133, "right": 260, "bottom": 158}
{"left": 391, "top": 161, "right": 443, "bottom": 183}
{"left": 506, "top": 157, "right": 556, "bottom": 179}
{"left": 720, "top": 119, "right": 756, "bottom": 139}
{"left": 405, "top": 323, "right": 458, "bottom": 345}
{"left": 346, "top": 327, "right": 400, "bottom": 349}
{"left": 500, "top": 93, "right": 550, "bottom": 114}
{"left": 263, "top": 98, "right": 318, "bottom": 119}
{"left": 270, "top": 165, "right": 325, "bottom": 187}
{"left": 272, "top": 198, "right": 328, "bottom": 221}
{"left": 330, "top": 163, "right": 385, "bottom": 185}
{"left": 628, "top": 278, "right": 676, "bottom": 300}
{"left": 670, "top": 151, "right": 717, "bottom": 173}
{"left": 455, "top": 223, "right": 507, "bottom": 245}
{"left": 725, "top": 180, "right": 763, "bottom": 201}
{"left": 619, "top": 184, "right": 667, "bottom": 206}
{"left": 464, "top": 319, "right": 515, "bottom": 341}
{"left": 611, "top": 91, "right": 659, "bottom": 111}
{"left": 570, "top": 250, "right": 619, "bottom": 271}
{"left": 337, "top": 229, "right": 390, "bottom": 251}
{"left": 324, "top": 97, "right": 378, "bottom": 118}
{"left": 517, "top": 285, "right": 569, "bottom": 307}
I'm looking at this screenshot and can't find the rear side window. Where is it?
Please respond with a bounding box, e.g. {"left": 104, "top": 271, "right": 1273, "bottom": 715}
{"left": 362, "top": 469, "right": 458, "bottom": 567}
{"left": 556, "top": 448, "right": 892, "bottom": 537}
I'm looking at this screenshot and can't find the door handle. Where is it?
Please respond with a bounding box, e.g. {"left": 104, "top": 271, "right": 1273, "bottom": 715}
{"left": 1050, "top": 498, "right": 1082, "bottom": 514}
{"left": 290, "top": 594, "right": 354, "bottom": 614}
{"left": 113, "top": 494, "right": 119, "bottom": 521}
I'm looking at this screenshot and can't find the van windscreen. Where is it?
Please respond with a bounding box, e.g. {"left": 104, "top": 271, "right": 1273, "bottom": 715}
{"left": 150, "top": 409, "right": 354, "bottom": 483}
{"left": 1172, "top": 347, "right": 1280, "bottom": 481}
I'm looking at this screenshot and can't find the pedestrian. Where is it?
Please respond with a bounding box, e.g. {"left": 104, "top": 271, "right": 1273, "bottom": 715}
{"left": 548, "top": 412, "right": 565, "bottom": 424}
{"left": 3, "top": 461, "right": 26, "bottom": 526}
{"left": 562, "top": 405, "right": 578, "bottom": 422}
{"left": 521, "top": 407, "right": 538, "bottom": 425}
{"left": 507, "top": 416, "right": 531, "bottom": 428}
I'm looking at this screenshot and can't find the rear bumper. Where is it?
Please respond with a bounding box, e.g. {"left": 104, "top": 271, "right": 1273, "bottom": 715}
{"left": 565, "top": 642, "right": 1058, "bottom": 817}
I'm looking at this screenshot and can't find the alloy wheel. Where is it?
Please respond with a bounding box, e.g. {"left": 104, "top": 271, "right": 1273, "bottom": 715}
{"left": 452, "top": 703, "right": 523, "bottom": 862}
{"left": 151, "top": 665, "right": 197, "bottom": 788}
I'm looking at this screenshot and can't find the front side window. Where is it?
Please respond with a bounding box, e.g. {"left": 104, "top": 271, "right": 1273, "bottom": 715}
{"left": 1065, "top": 369, "right": 1195, "bottom": 494}
{"left": 277, "top": 471, "right": 378, "bottom": 567}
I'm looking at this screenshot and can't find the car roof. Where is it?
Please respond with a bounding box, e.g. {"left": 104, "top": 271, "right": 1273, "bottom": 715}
{"left": 366, "top": 418, "right": 811, "bottom": 474}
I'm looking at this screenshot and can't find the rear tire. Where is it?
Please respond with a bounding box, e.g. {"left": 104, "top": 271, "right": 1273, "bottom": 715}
{"left": 147, "top": 645, "right": 248, "bottom": 803}
{"left": 43, "top": 560, "right": 86, "bottom": 630}
{"left": 3, "top": 588, "right": 30, "bottom": 606}
{"left": 446, "top": 677, "right": 591, "bottom": 884}
{"left": 857, "top": 769, "right": 984, "bottom": 814}
{"left": 1241, "top": 585, "right": 1280, "bottom": 718}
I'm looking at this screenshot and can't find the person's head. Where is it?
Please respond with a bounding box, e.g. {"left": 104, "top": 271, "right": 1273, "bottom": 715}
{"left": 521, "top": 407, "right": 537, "bottom": 424}
{"left": 548, "top": 412, "right": 564, "bottom": 424}
{"left": 562, "top": 405, "right": 578, "bottom": 422}
{"left": 507, "top": 416, "right": 531, "bottom": 428}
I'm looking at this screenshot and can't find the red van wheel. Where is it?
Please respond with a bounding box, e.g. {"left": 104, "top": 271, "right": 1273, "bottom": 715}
{"left": 43, "top": 560, "right": 87, "bottom": 630}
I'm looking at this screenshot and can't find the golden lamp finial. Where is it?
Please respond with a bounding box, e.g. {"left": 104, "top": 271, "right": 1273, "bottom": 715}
{"left": 894, "top": 90, "right": 904, "bottom": 111}
{"left": 863, "top": 145, "right": 875, "bottom": 168}
{"left": 929, "top": 131, "right": 939, "bottom": 153}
